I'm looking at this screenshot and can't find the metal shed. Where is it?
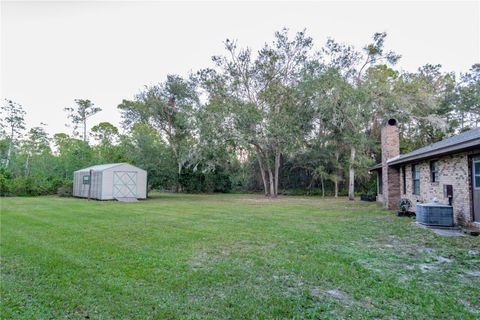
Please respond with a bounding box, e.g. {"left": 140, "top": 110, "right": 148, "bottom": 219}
{"left": 73, "top": 163, "right": 147, "bottom": 200}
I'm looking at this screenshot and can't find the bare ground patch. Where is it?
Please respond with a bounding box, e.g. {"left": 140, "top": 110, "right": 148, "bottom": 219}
{"left": 188, "top": 240, "right": 277, "bottom": 271}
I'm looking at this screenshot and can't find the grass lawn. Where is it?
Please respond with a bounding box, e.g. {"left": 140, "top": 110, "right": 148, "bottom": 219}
{"left": 1, "top": 193, "right": 479, "bottom": 319}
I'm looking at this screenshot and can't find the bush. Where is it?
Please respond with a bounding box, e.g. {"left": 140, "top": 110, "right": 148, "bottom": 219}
{"left": 57, "top": 183, "right": 73, "bottom": 197}
{"left": 179, "top": 167, "right": 232, "bottom": 193}
{"left": 0, "top": 168, "right": 13, "bottom": 196}
{"left": 0, "top": 171, "right": 71, "bottom": 197}
{"left": 10, "top": 176, "right": 49, "bottom": 196}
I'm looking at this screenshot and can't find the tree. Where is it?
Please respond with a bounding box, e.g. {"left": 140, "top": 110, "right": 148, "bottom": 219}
{"left": 393, "top": 64, "right": 455, "bottom": 150}
{"left": 119, "top": 75, "right": 199, "bottom": 192}
{"left": 64, "top": 99, "right": 102, "bottom": 142}
{"left": 91, "top": 122, "right": 119, "bottom": 144}
{"left": 0, "top": 99, "right": 26, "bottom": 168}
{"left": 120, "top": 123, "right": 177, "bottom": 192}
{"left": 344, "top": 33, "right": 400, "bottom": 200}
{"left": 21, "top": 125, "right": 50, "bottom": 176}
{"left": 314, "top": 32, "right": 400, "bottom": 200}
{"left": 53, "top": 133, "right": 93, "bottom": 179}
{"left": 91, "top": 122, "right": 123, "bottom": 163}
{"left": 303, "top": 67, "right": 354, "bottom": 197}
{"left": 208, "top": 29, "right": 315, "bottom": 197}
{"left": 457, "top": 64, "right": 480, "bottom": 130}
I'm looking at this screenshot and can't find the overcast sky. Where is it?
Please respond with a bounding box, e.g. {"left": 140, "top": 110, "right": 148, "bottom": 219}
{"left": 1, "top": 1, "right": 479, "bottom": 136}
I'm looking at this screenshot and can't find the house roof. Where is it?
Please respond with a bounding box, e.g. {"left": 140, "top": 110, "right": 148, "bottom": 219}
{"left": 370, "top": 163, "right": 382, "bottom": 171}
{"left": 370, "top": 128, "right": 480, "bottom": 170}
{"left": 74, "top": 163, "right": 127, "bottom": 172}
{"left": 390, "top": 128, "right": 480, "bottom": 166}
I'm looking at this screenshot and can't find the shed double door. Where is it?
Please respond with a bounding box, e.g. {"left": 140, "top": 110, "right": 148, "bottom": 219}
{"left": 113, "top": 171, "right": 137, "bottom": 198}
{"left": 473, "top": 157, "right": 480, "bottom": 223}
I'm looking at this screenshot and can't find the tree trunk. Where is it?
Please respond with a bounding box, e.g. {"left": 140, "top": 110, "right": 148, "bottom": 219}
{"left": 264, "top": 149, "right": 276, "bottom": 198}
{"left": 267, "top": 165, "right": 276, "bottom": 198}
{"left": 274, "top": 144, "right": 280, "bottom": 196}
{"left": 348, "top": 145, "right": 356, "bottom": 201}
{"left": 334, "top": 179, "right": 339, "bottom": 198}
{"left": 25, "top": 154, "right": 30, "bottom": 176}
{"left": 320, "top": 176, "right": 325, "bottom": 197}
{"left": 176, "top": 162, "right": 182, "bottom": 193}
{"left": 6, "top": 141, "right": 12, "bottom": 168}
{"left": 5, "top": 126, "right": 14, "bottom": 167}
{"left": 170, "top": 141, "right": 181, "bottom": 193}
{"left": 83, "top": 118, "right": 87, "bottom": 142}
{"left": 334, "top": 151, "right": 340, "bottom": 198}
{"left": 255, "top": 146, "right": 269, "bottom": 196}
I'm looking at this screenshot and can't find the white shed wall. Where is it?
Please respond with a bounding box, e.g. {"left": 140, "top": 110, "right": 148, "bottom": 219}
{"left": 73, "top": 170, "right": 103, "bottom": 199}
{"left": 101, "top": 164, "right": 147, "bottom": 200}
{"left": 74, "top": 163, "right": 147, "bottom": 200}
{"left": 101, "top": 170, "right": 114, "bottom": 200}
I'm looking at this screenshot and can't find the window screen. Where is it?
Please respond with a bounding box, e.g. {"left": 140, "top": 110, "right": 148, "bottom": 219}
{"left": 378, "top": 170, "right": 383, "bottom": 195}
{"left": 474, "top": 161, "right": 480, "bottom": 189}
{"left": 412, "top": 164, "right": 420, "bottom": 195}
{"left": 430, "top": 160, "right": 439, "bottom": 182}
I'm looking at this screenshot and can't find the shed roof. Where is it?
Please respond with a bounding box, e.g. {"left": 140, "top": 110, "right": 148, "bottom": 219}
{"left": 75, "top": 163, "right": 128, "bottom": 173}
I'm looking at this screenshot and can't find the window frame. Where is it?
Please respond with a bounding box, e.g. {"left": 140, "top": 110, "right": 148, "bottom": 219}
{"left": 82, "top": 175, "right": 90, "bottom": 185}
{"left": 430, "top": 160, "right": 439, "bottom": 183}
{"left": 474, "top": 160, "right": 480, "bottom": 190}
{"left": 412, "top": 164, "right": 420, "bottom": 195}
{"left": 378, "top": 169, "right": 383, "bottom": 195}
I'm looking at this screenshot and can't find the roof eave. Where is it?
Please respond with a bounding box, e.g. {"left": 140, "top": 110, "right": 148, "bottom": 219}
{"left": 369, "top": 163, "right": 382, "bottom": 171}
{"left": 388, "top": 139, "right": 480, "bottom": 166}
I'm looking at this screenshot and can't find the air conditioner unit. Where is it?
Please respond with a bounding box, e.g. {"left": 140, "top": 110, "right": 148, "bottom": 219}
{"left": 416, "top": 203, "right": 454, "bottom": 227}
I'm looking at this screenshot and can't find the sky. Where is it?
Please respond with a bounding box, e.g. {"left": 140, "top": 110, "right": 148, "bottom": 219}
{"left": 1, "top": 0, "right": 479, "bottom": 136}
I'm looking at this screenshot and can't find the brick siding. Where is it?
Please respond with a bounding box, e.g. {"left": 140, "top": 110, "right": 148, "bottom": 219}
{"left": 398, "top": 152, "right": 478, "bottom": 226}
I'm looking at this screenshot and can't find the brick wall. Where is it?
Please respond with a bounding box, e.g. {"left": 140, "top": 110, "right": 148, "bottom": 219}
{"left": 399, "top": 152, "right": 476, "bottom": 225}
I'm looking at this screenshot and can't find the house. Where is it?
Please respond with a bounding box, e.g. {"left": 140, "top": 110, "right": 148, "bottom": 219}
{"left": 371, "top": 119, "right": 480, "bottom": 227}
{"left": 73, "top": 163, "right": 147, "bottom": 200}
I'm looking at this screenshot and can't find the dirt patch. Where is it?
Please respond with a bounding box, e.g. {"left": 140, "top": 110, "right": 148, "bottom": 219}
{"left": 460, "top": 299, "right": 480, "bottom": 314}
{"left": 436, "top": 256, "right": 453, "bottom": 263}
{"left": 310, "top": 287, "right": 322, "bottom": 297}
{"left": 465, "top": 270, "right": 480, "bottom": 277}
{"left": 189, "top": 241, "right": 276, "bottom": 271}
{"left": 326, "top": 289, "right": 348, "bottom": 300}
{"left": 420, "top": 264, "right": 438, "bottom": 272}
{"left": 309, "top": 287, "right": 350, "bottom": 301}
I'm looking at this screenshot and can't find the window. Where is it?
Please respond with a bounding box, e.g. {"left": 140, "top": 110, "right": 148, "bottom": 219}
{"left": 412, "top": 164, "right": 420, "bottom": 195}
{"left": 378, "top": 170, "right": 383, "bottom": 195}
{"left": 474, "top": 160, "right": 480, "bottom": 190}
{"left": 430, "top": 160, "right": 439, "bottom": 182}
{"left": 83, "top": 175, "right": 90, "bottom": 185}
{"left": 402, "top": 166, "right": 406, "bottom": 194}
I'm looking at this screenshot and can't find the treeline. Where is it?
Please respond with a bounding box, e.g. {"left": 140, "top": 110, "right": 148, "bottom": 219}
{"left": 1, "top": 30, "right": 479, "bottom": 197}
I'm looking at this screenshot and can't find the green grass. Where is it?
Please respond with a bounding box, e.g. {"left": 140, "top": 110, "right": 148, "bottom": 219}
{"left": 1, "top": 193, "right": 479, "bottom": 319}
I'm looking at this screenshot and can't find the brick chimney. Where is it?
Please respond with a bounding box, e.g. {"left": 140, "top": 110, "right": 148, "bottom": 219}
{"left": 381, "top": 118, "right": 401, "bottom": 209}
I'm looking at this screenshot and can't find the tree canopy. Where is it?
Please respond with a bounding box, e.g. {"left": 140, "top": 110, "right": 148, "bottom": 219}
{"left": 1, "top": 30, "right": 479, "bottom": 198}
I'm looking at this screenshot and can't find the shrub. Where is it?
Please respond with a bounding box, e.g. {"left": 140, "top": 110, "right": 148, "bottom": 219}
{"left": 57, "top": 183, "right": 73, "bottom": 197}
{"left": 180, "top": 167, "right": 232, "bottom": 193}
{"left": 0, "top": 168, "right": 13, "bottom": 196}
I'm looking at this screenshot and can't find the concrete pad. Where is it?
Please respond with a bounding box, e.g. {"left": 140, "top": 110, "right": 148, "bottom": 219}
{"left": 431, "top": 228, "right": 465, "bottom": 237}
{"left": 413, "top": 222, "right": 465, "bottom": 237}
{"left": 115, "top": 197, "right": 139, "bottom": 202}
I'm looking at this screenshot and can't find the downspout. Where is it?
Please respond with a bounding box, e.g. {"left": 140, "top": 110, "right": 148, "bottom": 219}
{"left": 88, "top": 169, "right": 92, "bottom": 200}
